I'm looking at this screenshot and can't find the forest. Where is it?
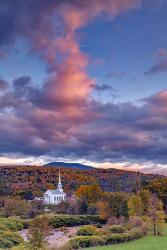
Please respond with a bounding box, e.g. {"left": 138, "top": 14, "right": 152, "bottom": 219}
{"left": 0, "top": 165, "right": 162, "bottom": 198}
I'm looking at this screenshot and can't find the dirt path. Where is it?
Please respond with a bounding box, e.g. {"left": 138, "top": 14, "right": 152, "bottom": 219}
{"left": 19, "top": 226, "right": 79, "bottom": 248}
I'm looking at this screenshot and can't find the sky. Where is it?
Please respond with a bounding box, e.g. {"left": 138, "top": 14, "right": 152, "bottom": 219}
{"left": 1, "top": 0, "right": 167, "bottom": 175}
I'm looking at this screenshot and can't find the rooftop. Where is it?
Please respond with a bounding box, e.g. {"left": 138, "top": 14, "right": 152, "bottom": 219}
{"left": 45, "top": 189, "right": 66, "bottom": 195}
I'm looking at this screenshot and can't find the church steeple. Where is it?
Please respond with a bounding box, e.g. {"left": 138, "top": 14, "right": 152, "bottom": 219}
{"left": 57, "top": 169, "right": 63, "bottom": 191}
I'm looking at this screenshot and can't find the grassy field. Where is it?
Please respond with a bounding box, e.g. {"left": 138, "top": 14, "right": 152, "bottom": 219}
{"left": 88, "top": 224, "right": 167, "bottom": 250}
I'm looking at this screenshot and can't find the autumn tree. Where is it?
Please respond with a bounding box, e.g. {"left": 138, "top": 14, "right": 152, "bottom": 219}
{"left": 139, "top": 189, "right": 152, "bottom": 215}
{"left": 148, "top": 195, "right": 165, "bottom": 235}
{"left": 28, "top": 216, "right": 52, "bottom": 249}
{"left": 29, "top": 200, "right": 44, "bottom": 218}
{"left": 75, "top": 183, "right": 102, "bottom": 204}
{"left": 108, "top": 193, "right": 129, "bottom": 218}
{"left": 97, "top": 192, "right": 129, "bottom": 220}
{"left": 148, "top": 178, "right": 167, "bottom": 211}
{"left": 97, "top": 200, "right": 109, "bottom": 220}
{"left": 128, "top": 194, "right": 144, "bottom": 216}
{"left": 4, "top": 198, "right": 30, "bottom": 218}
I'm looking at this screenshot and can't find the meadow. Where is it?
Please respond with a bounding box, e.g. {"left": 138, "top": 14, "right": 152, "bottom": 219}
{"left": 87, "top": 224, "right": 167, "bottom": 250}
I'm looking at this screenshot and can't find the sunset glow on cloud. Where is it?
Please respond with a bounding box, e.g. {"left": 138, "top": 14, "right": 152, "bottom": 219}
{"left": 1, "top": 0, "right": 167, "bottom": 174}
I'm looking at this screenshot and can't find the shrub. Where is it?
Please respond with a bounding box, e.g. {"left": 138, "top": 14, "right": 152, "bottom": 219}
{"left": 126, "top": 216, "right": 149, "bottom": 235}
{"left": 11, "top": 244, "right": 28, "bottom": 250}
{"left": 127, "top": 228, "right": 144, "bottom": 240}
{"left": 69, "top": 227, "right": 145, "bottom": 249}
{"left": 127, "top": 216, "right": 144, "bottom": 229}
{"left": 0, "top": 217, "right": 24, "bottom": 231}
{"left": 109, "top": 225, "right": 125, "bottom": 233}
{"left": 106, "top": 227, "right": 144, "bottom": 244}
{"left": 77, "top": 225, "right": 98, "bottom": 236}
{"left": 107, "top": 216, "right": 126, "bottom": 226}
{"left": 22, "top": 219, "right": 32, "bottom": 229}
{"left": 105, "top": 233, "right": 128, "bottom": 244}
{"left": 49, "top": 215, "right": 105, "bottom": 228}
{"left": 0, "top": 230, "right": 24, "bottom": 249}
{"left": 69, "top": 236, "right": 106, "bottom": 249}
{"left": 96, "top": 223, "right": 102, "bottom": 228}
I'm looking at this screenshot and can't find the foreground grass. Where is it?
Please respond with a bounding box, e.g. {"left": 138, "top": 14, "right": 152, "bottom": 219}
{"left": 88, "top": 224, "right": 167, "bottom": 250}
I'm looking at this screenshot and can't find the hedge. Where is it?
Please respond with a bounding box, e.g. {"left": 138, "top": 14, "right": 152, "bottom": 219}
{"left": 0, "top": 217, "right": 25, "bottom": 231}
{"left": 77, "top": 225, "right": 98, "bottom": 236}
{"left": 0, "top": 230, "right": 23, "bottom": 249}
{"left": 69, "top": 227, "right": 145, "bottom": 249}
{"left": 69, "top": 236, "right": 106, "bottom": 249}
{"left": 109, "top": 225, "right": 125, "bottom": 234}
{"left": 106, "top": 228, "right": 144, "bottom": 244}
{"left": 49, "top": 215, "right": 105, "bottom": 228}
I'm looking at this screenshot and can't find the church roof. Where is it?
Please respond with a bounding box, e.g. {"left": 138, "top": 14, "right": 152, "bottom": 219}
{"left": 46, "top": 189, "right": 66, "bottom": 195}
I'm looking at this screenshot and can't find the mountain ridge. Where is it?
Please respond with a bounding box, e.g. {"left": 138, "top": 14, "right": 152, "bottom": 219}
{"left": 43, "top": 161, "right": 95, "bottom": 170}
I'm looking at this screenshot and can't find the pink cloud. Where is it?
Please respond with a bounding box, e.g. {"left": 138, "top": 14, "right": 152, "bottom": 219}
{"left": 23, "top": 0, "right": 141, "bottom": 118}
{"left": 157, "top": 48, "right": 167, "bottom": 58}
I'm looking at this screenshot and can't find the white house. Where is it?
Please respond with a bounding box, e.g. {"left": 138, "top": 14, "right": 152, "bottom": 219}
{"left": 44, "top": 170, "right": 66, "bottom": 205}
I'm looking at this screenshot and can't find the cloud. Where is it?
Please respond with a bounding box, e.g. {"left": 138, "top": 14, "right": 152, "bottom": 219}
{"left": 0, "top": 79, "right": 8, "bottom": 91}
{"left": 156, "top": 48, "right": 167, "bottom": 58}
{"left": 1, "top": 79, "right": 167, "bottom": 166}
{"left": 0, "top": 0, "right": 140, "bottom": 113}
{"left": 145, "top": 48, "right": 167, "bottom": 75}
{"left": 145, "top": 60, "right": 167, "bottom": 75}
{"left": 3, "top": 0, "right": 167, "bottom": 170}
{"left": 94, "top": 83, "right": 114, "bottom": 92}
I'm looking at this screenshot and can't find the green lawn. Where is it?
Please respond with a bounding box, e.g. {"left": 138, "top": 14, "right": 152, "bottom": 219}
{"left": 88, "top": 225, "right": 167, "bottom": 250}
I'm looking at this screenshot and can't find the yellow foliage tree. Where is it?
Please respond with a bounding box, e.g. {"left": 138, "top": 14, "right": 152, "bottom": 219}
{"left": 128, "top": 194, "right": 144, "bottom": 216}
{"left": 75, "top": 183, "right": 102, "bottom": 204}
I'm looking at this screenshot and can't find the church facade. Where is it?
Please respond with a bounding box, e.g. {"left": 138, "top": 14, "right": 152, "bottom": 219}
{"left": 44, "top": 170, "right": 66, "bottom": 205}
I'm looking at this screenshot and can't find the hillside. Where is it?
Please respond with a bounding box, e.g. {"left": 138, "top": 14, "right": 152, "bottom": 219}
{"left": 44, "top": 162, "right": 94, "bottom": 170}
{"left": 0, "top": 165, "right": 162, "bottom": 199}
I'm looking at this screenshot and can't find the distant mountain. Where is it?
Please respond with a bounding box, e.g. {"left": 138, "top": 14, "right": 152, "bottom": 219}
{"left": 43, "top": 162, "right": 95, "bottom": 170}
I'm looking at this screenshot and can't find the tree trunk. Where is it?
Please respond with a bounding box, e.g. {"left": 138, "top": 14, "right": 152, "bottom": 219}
{"left": 153, "top": 224, "right": 156, "bottom": 235}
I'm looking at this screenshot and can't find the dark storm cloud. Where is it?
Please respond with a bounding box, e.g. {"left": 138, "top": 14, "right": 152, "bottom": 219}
{"left": 1, "top": 77, "right": 167, "bottom": 165}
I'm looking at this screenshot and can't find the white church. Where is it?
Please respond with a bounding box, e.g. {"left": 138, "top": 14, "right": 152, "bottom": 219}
{"left": 44, "top": 170, "right": 66, "bottom": 205}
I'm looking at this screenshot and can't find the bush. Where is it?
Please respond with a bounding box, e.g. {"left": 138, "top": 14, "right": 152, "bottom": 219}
{"left": 22, "top": 219, "right": 32, "bottom": 229}
{"left": 68, "top": 227, "right": 145, "bottom": 249}
{"left": 109, "top": 225, "right": 125, "bottom": 233}
{"left": 69, "top": 236, "right": 106, "bottom": 249}
{"left": 77, "top": 225, "right": 98, "bottom": 236}
{"left": 0, "top": 230, "right": 23, "bottom": 249}
{"left": 107, "top": 216, "right": 126, "bottom": 226}
{"left": 105, "top": 233, "right": 128, "bottom": 244}
{"left": 106, "top": 227, "right": 144, "bottom": 244}
{"left": 127, "top": 216, "right": 144, "bottom": 229}
{"left": 49, "top": 215, "right": 105, "bottom": 228}
{"left": 0, "top": 217, "right": 24, "bottom": 231}
{"left": 11, "top": 244, "right": 28, "bottom": 250}
{"left": 96, "top": 223, "right": 102, "bottom": 228}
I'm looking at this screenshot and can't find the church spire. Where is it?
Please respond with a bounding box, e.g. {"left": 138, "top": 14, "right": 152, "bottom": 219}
{"left": 59, "top": 169, "right": 61, "bottom": 183}
{"left": 57, "top": 169, "right": 63, "bottom": 191}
